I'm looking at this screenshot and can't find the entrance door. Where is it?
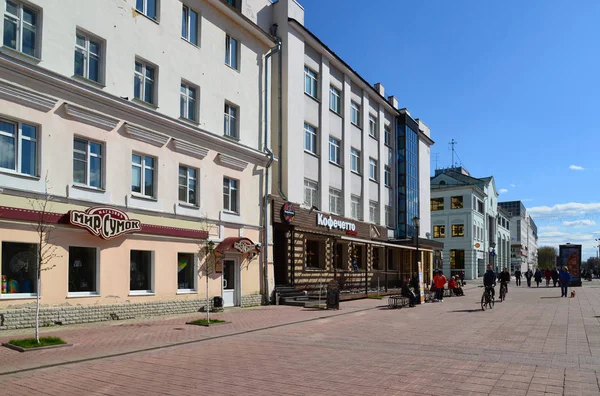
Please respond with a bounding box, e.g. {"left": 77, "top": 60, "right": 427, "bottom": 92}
{"left": 222, "top": 259, "right": 238, "bottom": 307}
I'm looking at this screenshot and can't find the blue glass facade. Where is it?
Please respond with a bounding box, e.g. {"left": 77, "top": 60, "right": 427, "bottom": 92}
{"left": 395, "top": 116, "right": 419, "bottom": 239}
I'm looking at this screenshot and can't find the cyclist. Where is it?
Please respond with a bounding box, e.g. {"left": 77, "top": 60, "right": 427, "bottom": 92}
{"left": 483, "top": 264, "right": 496, "bottom": 300}
{"left": 499, "top": 267, "right": 510, "bottom": 296}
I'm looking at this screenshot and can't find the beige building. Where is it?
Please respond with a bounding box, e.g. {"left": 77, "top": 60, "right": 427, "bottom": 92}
{"left": 0, "top": 0, "right": 276, "bottom": 329}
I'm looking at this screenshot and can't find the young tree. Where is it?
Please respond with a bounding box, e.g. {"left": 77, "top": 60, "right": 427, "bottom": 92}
{"left": 197, "top": 218, "right": 216, "bottom": 323}
{"left": 28, "top": 174, "right": 60, "bottom": 343}
{"left": 537, "top": 246, "right": 557, "bottom": 270}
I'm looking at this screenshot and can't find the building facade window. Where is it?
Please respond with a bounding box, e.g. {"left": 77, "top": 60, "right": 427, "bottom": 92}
{"left": 181, "top": 5, "right": 198, "bottom": 45}
{"left": 304, "top": 66, "right": 318, "bottom": 98}
{"left": 372, "top": 247, "right": 382, "bottom": 270}
{"left": 451, "top": 196, "right": 463, "bottom": 209}
{"left": 473, "top": 224, "right": 476, "bottom": 240}
{"left": 396, "top": 122, "right": 419, "bottom": 238}
{"left": 350, "top": 148, "right": 361, "bottom": 174}
{"left": 353, "top": 245, "right": 364, "bottom": 270}
{"left": 369, "top": 201, "right": 379, "bottom": 224}
{"left": 73, "top": 138, "right": 102, "bottom": 188}
{"left": 130, "top": 250, "right": 153, "bottom": 294}
{"left": 68, "top": 246, "right": 98, "bottom": 295}
{"left": 433, "top": 225, "right": 445, "bottom": 238}
{"left": 1, "top": 242, "right": 37, "bottom": 295}
{"left": 177, "top": 252, "right": 196, "bottom": 291}
{"left": 385, "top": 205, "right": 393, "bottom": 228}
{"left": 452, "top": 224, "right": 465, "bottom": 237}
{"left": 384, "top": 165, "right": 391, "bottom": 187}
{"left": 335, "top": 243, "right": 345, "bottom": 269}
{"left": 131, "top": 154, "right": 155, "bottom": 198}
{"left": 304, "top": 123, "right": 317, "bottom": 154}
{"left": 178, "top": 165, "right": 197, "bottom": 205}
{"left": 180, "top": 83, "right": 197, "bottom": 121}
{"left": 225, "top": 34, "right": 239, "bottom": 69}
{"left": 303, "top": 179, "right": 319, "bottom": 208}
{"left": 74, "top": 31, "right": 102, "bottom": 83}
{"left": 384, "top": 125, "right": 391, "bottom": 146}
{"left": 223, "top": 102, "right": 238, "bottom": 138}
{"left": 329, "top": 188, "right": 342, "bottom": 215}
{"left": 223, "top": 177, "right": 238, "bottom": 213}
{"left": 134, "top": 60, "right": 156, "bottom": 105}
{"left": 0, "top": 118, "right": 37, "bottom": 176}
{"left": 350, "top": 101, "right": 361, "bottom": 126}
{"left": 329, "top": 85, "right": 341, "bottom": 114}
{"left": 3, "top": 0, "right": 38, "bottom": 57}
{"left": 328, "top": 137, "right": 341, "bottom": 165}
{"left": 369, "top": 158, "right": 378, "bottom": 181}
{"left": 477, "top": 200, "right": 484, "bottom": 214}
{"left": 136, "top": 0, "right": 158, "bottom": 19}
{"left": 450, "top": 249, "right": 465, "bottom": 275}
{"left": 430, "top": 197, "right": 444, "bottom": 211}
{"left": 305, "top": 239, "right": 323, "bottom": 269}
{"left": 368, "top": 114, "right": 377, "bottom": 138}
{"left": 351, "top": 195, "right": 361, "bottom": 220}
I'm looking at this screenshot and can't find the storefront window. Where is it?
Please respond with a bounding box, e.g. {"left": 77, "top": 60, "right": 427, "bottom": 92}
{"left": 372, "top": 247, "right": 381, "bottom": 270}
{"left": 1, "top": 242, "right": 38, "bottom": 296}
{"left": 353, "top": 245, "right": 364, "bottom": 270}
{"left": 177, "top": 253, "right": 196, "bottom": 291}
{"left": 387, "top": 249, "right": 397, "bottom": 270}
{"left": 305, "top": 239, "right": 323, "bottom": 269}
{"left": 68, "top": 246, "right": 98, "bottom": 294}
{"left": 334, "top": 243, "right": 345, "bottom": 270}
{"left": 130, "top": 250, "right": 153, "bottom": 293}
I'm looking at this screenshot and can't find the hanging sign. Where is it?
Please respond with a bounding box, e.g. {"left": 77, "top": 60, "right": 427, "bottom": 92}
{"left": 69, "top": 207, "right": 141, "bottom": 240}
{"left": 475, "top": 243, "right": 481, "bottom": 248}
{"left": 281, "top": 203, "right": 296, "bottom": 224}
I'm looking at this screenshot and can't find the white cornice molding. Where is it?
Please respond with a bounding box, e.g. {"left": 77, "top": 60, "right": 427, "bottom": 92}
{"left": 217, "top": 153, "right": 248, "bottom": 171}
{"left": 124, "top": 123, "right": 170, "bottom": 147}
{"left": 0, "top": 79, "right": 57, "bottom": 112}
{"left": 172, "top": 139, "right": 209, "bottom": 160}
{"left": 206, "top": 0, "right": 275, "bottom": 48}
{"left": 0, "top": 54, "right": 270, "bottom": 167}
{"left": 64, "top": 103, "right": 119, "bottom": 131}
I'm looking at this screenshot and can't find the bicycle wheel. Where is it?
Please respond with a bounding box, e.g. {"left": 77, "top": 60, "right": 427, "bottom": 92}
{"left": 500, "top": 287, "right": 505, "bottom": 302}
{"left": 489, "top": 294, "right": 495, "bottom": 309}
{"left": 481, "top": 293, "right": 487, "bottom": 311}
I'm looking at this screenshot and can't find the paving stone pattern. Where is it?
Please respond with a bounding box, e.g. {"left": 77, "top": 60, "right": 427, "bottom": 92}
{"left": 1, "top": 282, "right": 600, "bottom": 395}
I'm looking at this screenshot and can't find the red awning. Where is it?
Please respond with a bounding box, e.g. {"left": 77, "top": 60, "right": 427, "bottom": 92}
{"left": 214, "top": 237, "right": 260, "bottom": 256}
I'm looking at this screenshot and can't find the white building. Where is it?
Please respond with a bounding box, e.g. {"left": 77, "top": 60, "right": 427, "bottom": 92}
{"left": 499, "top": 201, "right": 539, "bottom": 271}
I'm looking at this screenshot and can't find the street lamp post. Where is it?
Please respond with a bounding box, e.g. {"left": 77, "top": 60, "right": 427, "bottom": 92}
{"left": 595, "top": 238, "right": 600, "bottom": 259}
{"left": 489, "top": 242, "right": 496, "bottom": 273}
{"left": 412, "top": 216, "right": 421, "bottom": 304}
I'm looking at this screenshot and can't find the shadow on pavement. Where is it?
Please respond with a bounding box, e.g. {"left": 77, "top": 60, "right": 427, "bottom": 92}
{"left": 540, "top": 296, "right": 562, "bottom": 299}
{"left": 450, "top": 309, "right": 483, "bottom": 313}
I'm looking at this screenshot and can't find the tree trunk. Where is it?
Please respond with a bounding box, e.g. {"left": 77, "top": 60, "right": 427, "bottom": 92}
{"left": 206, "top": 272, "right": 210, "bottom": 323}
{"left": 36, "top": 264, "right": 40, "bottom": 344}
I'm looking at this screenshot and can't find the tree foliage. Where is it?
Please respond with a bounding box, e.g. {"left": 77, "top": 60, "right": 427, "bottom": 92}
{"left": 584, "top": 257, "right": 600, "bottom": 272}
{"left": 537, "top": 246, "right": 557, "bottom": 270}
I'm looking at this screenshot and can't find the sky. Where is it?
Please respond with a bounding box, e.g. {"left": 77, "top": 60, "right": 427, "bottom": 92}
{"left": 298, "top": 0, "right": 600, "bottom": 259}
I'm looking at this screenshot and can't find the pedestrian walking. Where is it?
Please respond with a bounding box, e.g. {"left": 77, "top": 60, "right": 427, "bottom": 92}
{"left": 559, "top": 266, "right": 572, "bottom": 297}
{"left": 551, "top": 268, "right": 559, "bottom": 287}
{"left": 525, "top": 269, "right": 533, "bottom": 287}
{"left": 515, "top": 268, "right": 522, "bottom": 286}
{"left": 544, "top": 268, "right": 552, "bottom": 287}
{"left": 534, "top": 269, "right": 542, "bottom": 287}
{"left": 460, "top": 270, "right": 465, "bottom": 286}
{"left": 410, "top": 272, "right": 420, "bottom": 303}
{"left": 433, "top": 270, "right": 447, "bottom": 302}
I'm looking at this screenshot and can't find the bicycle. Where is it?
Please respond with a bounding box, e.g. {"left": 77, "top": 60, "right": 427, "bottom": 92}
{"left": 480, "top": 285, "right": 495, "bottom": 311}
{"left": 499, "top": 282, "right": 507, "bottom": 302}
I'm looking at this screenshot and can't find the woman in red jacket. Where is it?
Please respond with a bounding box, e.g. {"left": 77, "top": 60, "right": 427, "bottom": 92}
{"left": 434, "top": 270, "right": 447, "bottom": 302}
{"left": 544, "top": 268, "right": 552, "bottom": 287}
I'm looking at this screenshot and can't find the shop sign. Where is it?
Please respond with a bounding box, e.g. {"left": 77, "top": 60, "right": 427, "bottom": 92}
{"left": 475, "top": 243, "right": 481, "bottom": 248}
{"left": 346, "top": 230, "right": 358, "bottom": 236}
{"left": 69, "top": 207, "right": 142, "bottom": 240}
{"left": 281, "top": 203, "right": 295, "bottom": 224}
{"left": 317, "top": 213, "right": 357, "bottom": 232}
{"left": 233, "top": 239, "right": 256, "bottom": 254}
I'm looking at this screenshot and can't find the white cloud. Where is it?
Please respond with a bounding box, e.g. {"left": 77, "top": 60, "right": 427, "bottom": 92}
{"left": 510, "top": 184, "right": 516, "bottom": 188}
{"left": 537, "top": 231, "right": 596, "bottom": 248}
{"left": 569, "top": 165, "right": 584, "bottom": 171}
{"left": 538, "top": 226, "right": 559, "bottom": 233}
{"left": 498, "top": 188, "right": 508, "bottom": 194}
{"left": 563, "top": 220, "right": 596, "bottom": 228}
{"left": 529, "top": 202, "right": 600, "bottom": 217}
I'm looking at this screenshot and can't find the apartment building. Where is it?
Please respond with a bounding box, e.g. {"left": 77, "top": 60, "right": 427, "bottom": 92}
{"left": 0, "top": 0, "right": 276, "bottom": 329}
{"left": 498, "top": 200, "right": 539, "bottom": 271}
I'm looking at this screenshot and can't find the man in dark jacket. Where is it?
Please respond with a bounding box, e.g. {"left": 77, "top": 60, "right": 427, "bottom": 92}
{"left": 515, "top": 268, "right": 522, "bottom": 286}
{"left": 499, "top": 267, "right": 511, "bottom": 293}
{"left": 483, "top": 264, "right": 496, "bottom": 299}
{"left": 525, "top": 269, "right": 533, "bottom": 287}
{"left": 551, "top": 268, "right": 559, "bottom": 287}
{"left": 410, "top": 272, "right": 420, "bottom": 304}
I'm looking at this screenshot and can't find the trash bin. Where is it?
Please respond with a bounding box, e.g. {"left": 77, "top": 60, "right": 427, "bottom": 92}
{"left": 213, "top": 296, "right": 223, "bottom": 309}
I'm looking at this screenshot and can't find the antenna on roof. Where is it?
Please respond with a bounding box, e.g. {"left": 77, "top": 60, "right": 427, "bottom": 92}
{"left": 449, "top": 139, "right": 458, "bottom": 167}
{"left": 433, "top": 152, "right": 440, "bottom": 170}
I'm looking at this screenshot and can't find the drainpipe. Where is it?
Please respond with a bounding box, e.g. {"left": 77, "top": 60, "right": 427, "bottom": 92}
{"left": 277, "top": 35, "right": 287, "bottom": 201}
{"left": 263, "top": 39, "right": 281, "bottom": 304}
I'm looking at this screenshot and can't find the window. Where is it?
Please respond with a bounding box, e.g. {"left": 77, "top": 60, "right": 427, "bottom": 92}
{"left": 450, "top": 249, "right": 465, "bottom": 271}
{"left": 68, "top": 246, "right": 98, "bottom": 294}
{"left": 329, "top": 85, "right": 341, "bottom": 113}
{"left": 73, "top": 138, "right": 102, "bottom": 188}
{"left": 304, "top": 66, "right": 318, "bottom": 98}
{"left": 433, "top": 225, "right": 445, "bottom": 238}
{"left": 0, "top": 119, "right": 37, "bottom": 176}
{"left": 177, "top": 253, "right": 196, "bottom": 291}
{"left": 384, "top": 125, "right": 391, "bottom": 146}
{"left": 305, "top": 239, "right": 323, "bottom": 269}
{"left": 131, "top": 154, "right": 155, "bottom": 197}
{"left": 329, "top": 188, "right": 342, "bottom": 215}
{"left": 350, "top": 101, "right": 361, "bottom": 126}
{"left": 304, "top": 123, "right": 317, "bottom": 154}
{"left": 225, "top": 34, "right": 239, "bottom": 69}
{"left": 430, "top": 197, "right": 444, "bottom": 211}
{"left": 385, "top": 206, "right": 393, "bottom": 227}
{"left": 335, "top": 243, "right": 345, "bottom": 269}
{"left": 74, "top": 32, "right": 102, "bottom": 83}
{"left": 1, "top": 242, "right": 37, "bottom": 296}
{"left": 452, "top": 224, "right": 465, "bottom": 237}
{"left": 223, "top": 103, "right": 238, "bottom": 138}
{"left": 351, "top": 195, "right": 361, "bottom": 220}
{"left": 372, "top": 247, "right": 382, "bottom": 270}
{"left": 303, "top": 179, "right": 318, "bottom": 208}
{"left": 136, "top": 0, "right": 158, "bottom": 19}
{"left": 451, "top": 196, "right": 463, "bottom": 209}
{"left": 477, "top": 200, "right": 484, "bottom": 214}
{"left": 223, "top": 177, "right": 238, "bottom": 213}
{"left": 181, "top": 5, "right": 198, "bottom": 45}
{"left": 178, "top": 165, "right": 197, "bottom": 205}
{"left": 180, "top": 83, "right": 197, "bottom": 121}
{"left": 473, "top": 196, "right": 476, "bottom": 209}
{"left": 225, "top": 0, "right": 241, "bottom": 10}
{"left": 384, "top": 165, "right": 391, "bottom": 187}
{"left": 350, "top": 148, "right": 361, "bottom": 173}
{"left": 130, "top": 250, "right": 153, "bottom": 294}
{"left": 3, "top": 0, "right": 38, "bottom": 57}
{"left": 473, "top": 224, "right": 476, "bottom": 240}
{"left": 369, "top": 201, "right": 379, "bottom": 224}
{"left": 369, "top": 158, "right": 378, "bottom": 181}
{"left": 353, "top": 245, "right": 364, "bottom": 269}
{"left": 368, "top": 114, "right": 377, "bottom": 138}
{"left": 134, "top": 60, "right": 156, "bottom": 105}
{"left": 329, "top": 137, "right": 341, "bottom": 165}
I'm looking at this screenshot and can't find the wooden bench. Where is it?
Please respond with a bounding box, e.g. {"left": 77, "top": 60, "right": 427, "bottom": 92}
{"left": 388, "top": 295, "right": 408, "bottom": 309}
